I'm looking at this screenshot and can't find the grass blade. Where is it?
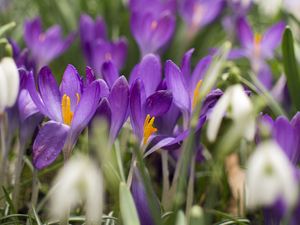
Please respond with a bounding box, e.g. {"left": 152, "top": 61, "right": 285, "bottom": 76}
{"left": 282, "top": 26, "right": 300, "bottom": 111}
{"left": 119, "top": 182, "right": 140, "bottom": 225}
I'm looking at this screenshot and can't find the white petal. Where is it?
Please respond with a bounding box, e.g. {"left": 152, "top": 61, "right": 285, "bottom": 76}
{"left": 0, "top": 57, "right": 19, "bottom": 107}
{"left": 246, "top": 140, "right": 298, "bottom": 209}
{"left": 207, "top": 90, "right": 230, "bottom": 142}
{"left": 229, "top": 85, "right": 255, "bottom": 141}
{"left": 50, "top": 155, "right": 104, "bottom": 222}
{"left": 0, "top": 66, "right": 8, "bottom": 112}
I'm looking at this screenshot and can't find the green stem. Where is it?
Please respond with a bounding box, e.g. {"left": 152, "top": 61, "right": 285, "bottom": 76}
{"left": 185, "top": 154, "right": 196, "bottom": 222}
{"left": 12, "top": 139, "right": 25, "bottom": 211}
{"left": 161, "top": 151, "right": 170, "bottom": 208}
{"left": 249, "top": 72, "right": 287, "bottom": 117}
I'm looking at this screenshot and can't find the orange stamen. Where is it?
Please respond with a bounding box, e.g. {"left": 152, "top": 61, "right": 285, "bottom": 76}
{"left": 61, "top": 94, "right": 74, "bottom": 126}
{"left": 76, "top": 93, "right": 80, "bottom": 105}
{"left": 192, "top": 80, "right": 203, "bottom": 110}
{"left": 143, "top": 114, "right": 157, "bottom": 145}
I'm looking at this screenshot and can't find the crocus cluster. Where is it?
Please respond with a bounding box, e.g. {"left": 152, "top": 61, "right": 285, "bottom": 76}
{"left": 3, "top": 1, "right": 300, "bottom": 224}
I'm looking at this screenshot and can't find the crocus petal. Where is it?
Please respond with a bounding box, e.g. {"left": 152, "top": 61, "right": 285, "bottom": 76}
{"left": 18, "top": 89, "right": 40, "bottom": 122}
{"left": 60, "top": 64, "right": 83, "bottom": 111}
{"left": 20, "top": 112, "right": 43, "bottom": 145}
{"left": 85, "top": 66, "right": 96, "bottom": 85}
{"left": 111, "top": 38, "right": 128, "bottom": 69}
{"left": 38, "top": 67, "right": 62, "bottom": 122}
{"left": 274, "top": 116, "right": 299, "bottom": 164}
{"left": 237, "top": 17, "right": 253, "bottom": 49}
{"left": 0, "top": 58, "right": 19, "bottom": 107}
{"left": 145, "top": 137, "right": 175, "bottom": 157}
{"left": 94, "top": 97, "right": 112, "bottom": 128}
{"left": 190, "top": 55, "right": 212, "bottom": 91}
{"left": 108, "top": 76, "right": 129, "bottom": 141}
{"left": 262, "top": 22, "right": 285, "bottom": 58}
{"left": 33, "top": 121, "right": 69, "bottom": 170}
{"left": 97, "top": 79, "right": 110, "bottom": 98}
{"left": 131, "top": 170, "right": 159, "bottom": 225}
{"left": 130, "top": 79, "right": 146, "bottom": 141}
{"left": 145, "top": 90, "right": 172, "bottom": 117}
{"left": 71, "top": 80, "right": 101, "bottom": 141}
{"left": 165, "top": 60, "right": 190, "bottom": 116}
{"left": 24, "top": 17, "right": 41, "bottom": 49}
{"left": 139, "top": 54, "right": 162, "bottom": 96}
{"left": 26, "top": 70, "right": 48, "bottom": 116}
{"left": 181, "top": 48, "right": 195, "bottom": 78}
{"left": 150, "top": 13, "right": 175, "bottom": 53}
{"left": 102, "top": 61, "right": 119, "bottom": 88}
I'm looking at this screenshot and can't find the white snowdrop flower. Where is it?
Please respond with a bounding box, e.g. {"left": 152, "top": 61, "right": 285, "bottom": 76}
{"left": 207, "top": 84, "right": 255, "bottom": 142}
{"left": 50, "top": 155, "right": 104, "bottom": 224}
{"left": 0, "top": 57, "right": 19, "bottom": 113}
{"left": 254, "top": 0, "right": 283, "bottom": 17}
{"left": 246, "top": 140, "right": 298, "bottom": 209}
{"left": 283, "top": 0, "right": 300, "bottom": 21}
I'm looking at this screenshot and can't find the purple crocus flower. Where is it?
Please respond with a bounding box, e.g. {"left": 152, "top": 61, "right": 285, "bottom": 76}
{"left": 90, "top": 71, "right": 130, "bottom": 143}
{"left": 129, "top": 54, "right": 173, "bottom": 146}
{"left": 179, "top": 0, "right": 224, "bottom": 34}
{"left": 166, "top": 49, "right": 212, "bottom": 126}
{"left": 129, "top": 0, "right": 176, "bottom": 56}
{"left": 26, "top": 65, "right": 103, "bottom": 169}
{"left": 24, "top": 17, "right": 75, "bottom": 70}
{"left": 236, "top": 17, "right": 285, "bottom": 71}
{"left": 233, "top": 17, "right": 285, "bottom": 88}
{"left": 79, "top": 14, "right": 127, "bottom": 75}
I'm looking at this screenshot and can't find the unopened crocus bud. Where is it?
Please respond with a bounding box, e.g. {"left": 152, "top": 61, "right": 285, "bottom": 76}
{"left": 246, "top": 140, "right": 298, "bottom": 209}
{"left": 49, "top": 155, "right": 104, "bottom": 225}
{"left": 0, "top": 57, "right": 19, "bottom": 113}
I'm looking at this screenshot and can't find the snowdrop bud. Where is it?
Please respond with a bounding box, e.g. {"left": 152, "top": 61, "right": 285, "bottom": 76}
{"left": 207, "top": 84, "right": 255, "bottom": 142}
{"left": 0, "top": 57, "right": 19, "bottom": 112}
{"left": 246, "top": 140, "right": 298, "bottom": 209}
{"left": 50, "top": 155, "right": 104, "bottom": 224}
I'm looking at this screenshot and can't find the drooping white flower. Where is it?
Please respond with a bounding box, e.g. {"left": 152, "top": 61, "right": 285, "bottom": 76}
{"left": 283, "top": 0, "right": 300, "bottom": 21}
{"left": 0, "top": 57, "right": 19, "bottom": 113}
{"left": 207, "top": 84, "right": 255, "bottom": 142}
{"left": 50, "top": 155, "right": 104, "bottom": 224}
{"left": 246, "top": 140, "right": 298, "bottom": 209}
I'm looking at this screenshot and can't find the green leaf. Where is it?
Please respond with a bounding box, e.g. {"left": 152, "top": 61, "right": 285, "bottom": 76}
{"left": 32, "top": 207, "right": 42, "bottom": 225}
{"left": 282, "top": 26, "right": 300, "bottom": 110}
{"left": 2, "top": 187, "right": 16, "bottom": 214}
{"left": 119, "top": 182, "right": 140, "bottom": 225}
{"left": 0, "top": 22, "right": 16, "bottom": 37}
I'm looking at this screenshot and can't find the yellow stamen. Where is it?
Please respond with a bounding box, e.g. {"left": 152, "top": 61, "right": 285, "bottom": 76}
{"left": 61, "top": 94, "right": 74, "bottom": 126}
{"left": 151, "top": 20, "right": 158, "bottom": 30}
{"left": 76, "top": 93, "right": 80, "bottom": 105}
{"left": 254, "top": 33, "right": 262, "bottom": 46}
{"left": 253, "top": 33, "right": 262, "bottom": 57}
{"left": 192, "top": 80, "right": 203, "bottom": 110}
{"left": 143, "top": 114, "right": 157, "bottom": 145}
